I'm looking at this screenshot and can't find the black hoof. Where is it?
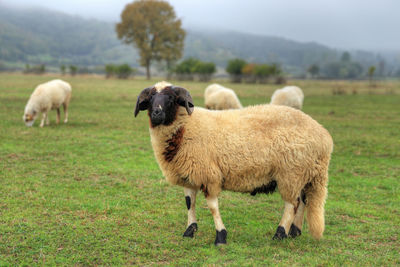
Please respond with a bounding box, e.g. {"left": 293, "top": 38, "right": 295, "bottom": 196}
{"left": 288, "top": 224, "right": 302, "bottom": 238}
{"left": 183, "top": 223, "right": 198, "bottom": 238}
{"left": 214, "top": 229, "right": 227, "bottom": 246}
{"left": 272, "top": 226, "right": 287, "bottom": 240}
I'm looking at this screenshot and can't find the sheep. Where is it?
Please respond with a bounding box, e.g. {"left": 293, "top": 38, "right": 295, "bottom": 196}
{"left": 23, "top": 79, "right": 72, "bottom": 127}
{"left": 204, "top": 83, "right": 242, "bottom": 110}
{"left": 134, "top": 81, "right": 333, "bottom": 245}
{"left": 270, "top": 86, "right": 304, "bottom": 110}
{"left": 204, "top": 83, "right": 223, "bottom": 100}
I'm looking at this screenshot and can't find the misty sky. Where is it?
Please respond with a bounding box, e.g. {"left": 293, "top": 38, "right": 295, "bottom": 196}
{"left": 2, "top": 0, "right": 399, "bottom": 51}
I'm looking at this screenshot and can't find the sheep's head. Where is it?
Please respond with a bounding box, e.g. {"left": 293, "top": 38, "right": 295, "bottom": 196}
{"left": 134, "top": 82, "right": 194, "bottom": 127}
{"left": 23, "top": 109, "right": 37, "bottom": 127}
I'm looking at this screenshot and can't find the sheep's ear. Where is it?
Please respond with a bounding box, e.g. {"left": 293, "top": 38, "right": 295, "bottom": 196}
{"left": 134, "top": 87, "right": 153, "bottom": 117}
{"left": 172, "top": 86, "right": 194, "bottom": 115}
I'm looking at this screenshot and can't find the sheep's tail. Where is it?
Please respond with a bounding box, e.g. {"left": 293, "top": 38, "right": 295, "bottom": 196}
{"left": 305, "top": 175, "right": 328, "bottom": 240}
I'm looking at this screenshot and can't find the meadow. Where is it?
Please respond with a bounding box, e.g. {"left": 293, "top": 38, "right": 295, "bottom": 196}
{"left": 0, "top": 73, "right": 399, "bottom": 266}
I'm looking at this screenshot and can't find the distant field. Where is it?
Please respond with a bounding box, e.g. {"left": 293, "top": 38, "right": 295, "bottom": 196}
{"left": 1, "top": 74, "right": 399, "bottom": 266}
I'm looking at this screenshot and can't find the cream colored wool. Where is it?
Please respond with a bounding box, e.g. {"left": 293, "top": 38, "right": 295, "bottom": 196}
{"left": 23, "top": 79, "right": 72, "bottom": 127}
{"left": 149, "top": 96, "right": 333, "bottom": 239}
{"left": 204, "top": 84, "right": 242, "bottom": 110}
{"left": 270, "top": 86, "right": 304, "bottom": 110}
{"left": 204, "top": 83, "right": 224, "bottom": 100}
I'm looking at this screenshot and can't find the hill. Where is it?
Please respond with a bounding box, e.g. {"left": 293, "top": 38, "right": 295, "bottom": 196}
{"left": 0, "top": 4, "right": 398, "bottom": 76}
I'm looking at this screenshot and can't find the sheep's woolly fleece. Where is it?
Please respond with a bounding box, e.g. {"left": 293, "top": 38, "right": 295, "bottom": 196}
{"left": 204, "top": 83, "right": 242, "bottom": 110}
{"left": 270, "top": 86, "right": 304, "bottom": 110}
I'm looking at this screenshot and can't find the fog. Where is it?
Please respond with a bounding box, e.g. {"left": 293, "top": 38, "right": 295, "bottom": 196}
{"left": 2, "top": 0, "right": 399, "bottom": 51}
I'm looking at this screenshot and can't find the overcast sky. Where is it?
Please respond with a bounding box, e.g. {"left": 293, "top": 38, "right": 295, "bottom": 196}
{"left": 2, "top": 0, "right": 399, "bottom": 51}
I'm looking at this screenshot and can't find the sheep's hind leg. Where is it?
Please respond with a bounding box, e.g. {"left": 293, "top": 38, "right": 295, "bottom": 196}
{"left": 273, "top": 201, "right": 296, "bottom": 240}
{"left": 289, "top": 197, "right": 305, "bottom": 238}
{"left": 56, "top": 108, "right": 60, "bottom": 124}
{"left": 63, "top": 103, "right": 69, "bottom": 123}
{"left": 183, "top": 187, "right": 198, "bottom": 238}
{"left": 206, "top": 195, "right": 227, "bottom": 245}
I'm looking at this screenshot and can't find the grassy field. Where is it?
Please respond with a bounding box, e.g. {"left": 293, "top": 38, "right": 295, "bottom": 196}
{"left": 1, "top": 74, "right": 399, "bottom": 266}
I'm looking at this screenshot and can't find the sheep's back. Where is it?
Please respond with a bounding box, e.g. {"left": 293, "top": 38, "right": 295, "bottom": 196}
{"left": 185, "top": 106, "right": 332, "bottom": 188}
{"left": 205, "top": 88, "right": 242, "bottom": 110}
{"left": 30, "top": 80, "right": 71, "bottom": 109}
{"left": 270, "top": 86, "right": 304, "bottom": 109}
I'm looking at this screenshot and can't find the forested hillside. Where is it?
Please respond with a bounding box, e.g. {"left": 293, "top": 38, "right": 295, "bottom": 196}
{"left": 0, "top": 4, "right": 398, "bottom": 76}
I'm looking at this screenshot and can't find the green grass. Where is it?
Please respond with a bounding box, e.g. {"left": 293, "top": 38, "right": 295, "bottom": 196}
{"left": 1, "top": 74, "right": 399, "bottom": 266}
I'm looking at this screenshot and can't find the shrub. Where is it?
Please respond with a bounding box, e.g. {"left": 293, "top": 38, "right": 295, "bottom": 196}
{"left": 175, "top": 58, "right": 200, "bottom": 80}
{"left": 105, "top": 64, "right": 116, "bottom": 78}
{"left": 115, "top": 64, "right": 133, "bottom": 79}
{"left": 226, "top": 58, "right": 247, "bottom": 83}
{"left": 24, "top": 64, "right": 46, "bottom": 75}
{"left": 193, "top": 61, "right": 216, "bottom": 82}
{"left": 254, "top": 64, "right": 272, "bottom": 83}
{"left": 242, "top": 63, "right": 257, "bottom": 83}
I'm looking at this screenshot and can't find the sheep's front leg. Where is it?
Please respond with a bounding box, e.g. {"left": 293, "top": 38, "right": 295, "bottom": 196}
{"left": 206, "top": 196, "right": 227, "bottom": 245}
{"left": 56, "top": 108, "right": 61, "bottom": 124}
{"left": 183, "top": 187, "right": 198, "bottom": 238}
{"left": 40, "top": 112, "right": 48, "bottom": 128}
{"left": 45, "top": 113, "right": 50, "bottom": 125}
{"left": 273, "top": 201, "right": 296, "bottom": 240}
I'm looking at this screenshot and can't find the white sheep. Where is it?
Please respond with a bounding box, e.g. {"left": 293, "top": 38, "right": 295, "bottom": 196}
{"left": 23, "top": 79, "right": 72, "bottom": 127}
{"left": 270, "top": 86, "right": 304, "bottom": 110}
{"left": 134, "top": 82, "right": 333, "bottom": 246}
{"left": 204, "top": 83, "right": 242, "bottom": 110}
{"left": 204, "top": 83, "right": 224, "bottom": 100}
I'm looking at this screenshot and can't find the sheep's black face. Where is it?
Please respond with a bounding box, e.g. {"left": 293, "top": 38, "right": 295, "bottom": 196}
{"left": 134, "top": 85, "right": 194, "bottom": 127}
{"left": 149, "top": 88, "right": 177, "bottom": 127}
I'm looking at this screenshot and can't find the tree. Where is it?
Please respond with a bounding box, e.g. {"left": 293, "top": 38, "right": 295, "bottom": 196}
{"left": 160, "top": 22, "right": 185, "bottom": 80}
{"left": 116, "top": 0, "right": 185, "bottom": 80}
{"left": 368, "top": 66, "right": 376, "bottom": 86}
{"left": 69, "top": 65, "right": 77, "bottom": 76}
{"left": 341, "top": 51, "right": 351, "bottom": 62}
{"left": 226, "top": 58, "right": 247, "bottom": 83}
{"left": 60, "top": 65, "right": 66, "bottom": 75}
{"left": 307, "top": 64, "right": 319, "bottom": 78}
{"left": 116, "top": 64, "right": 134, "bottom": 79}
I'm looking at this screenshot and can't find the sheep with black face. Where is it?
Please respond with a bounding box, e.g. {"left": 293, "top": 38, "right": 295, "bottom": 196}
{"left": 135, "top": 81, "right": 333, "bottom": 246}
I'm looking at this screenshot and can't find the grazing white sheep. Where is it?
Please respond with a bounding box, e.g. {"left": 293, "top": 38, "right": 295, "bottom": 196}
{"left": 204, "top": 83, "right": 224, "bottom": 100}
{"left": 204, "top": 84, "right": 242, "bottom": 110}
{"left": 134, "top": 82, "right": 333, "bottom": 246}
{"left": 23, "top": 79, "right": 72, "bottom": 127}
{"left": 270, "top": 86, "right": 304, "bottom": 110}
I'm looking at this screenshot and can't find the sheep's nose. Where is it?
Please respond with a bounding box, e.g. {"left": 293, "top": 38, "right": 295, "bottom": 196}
{"left": 153, "top": 109, "right": 161, "bottom": 116}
